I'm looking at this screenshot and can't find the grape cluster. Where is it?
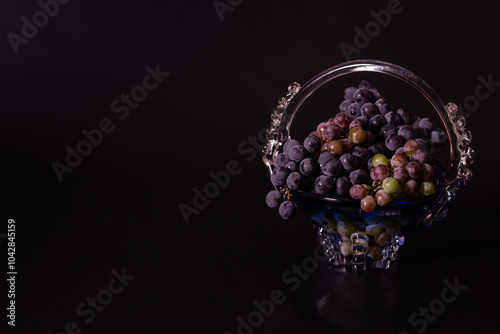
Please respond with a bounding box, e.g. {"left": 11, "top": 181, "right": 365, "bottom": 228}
{"left": 266, "top": 80, "right": 446, "bottom": 219}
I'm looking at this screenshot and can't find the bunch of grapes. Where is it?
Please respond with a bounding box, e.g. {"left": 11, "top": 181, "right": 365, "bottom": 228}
{"left": 266, "top": 80, "right": 447, "bottom": 219}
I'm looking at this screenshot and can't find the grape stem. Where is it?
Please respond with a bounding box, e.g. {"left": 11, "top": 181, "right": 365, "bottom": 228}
{"left": 281, "top": 185, "right": 292, "bottom": 201}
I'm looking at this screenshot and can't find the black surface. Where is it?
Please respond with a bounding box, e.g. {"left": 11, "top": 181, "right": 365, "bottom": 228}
{"left": 1, "top": 0, "right": 499, "bottom": 333}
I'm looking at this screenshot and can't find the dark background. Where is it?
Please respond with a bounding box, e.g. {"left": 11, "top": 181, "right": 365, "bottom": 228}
{"left": 1, "top": 0, "right": 499, "bottom": 333}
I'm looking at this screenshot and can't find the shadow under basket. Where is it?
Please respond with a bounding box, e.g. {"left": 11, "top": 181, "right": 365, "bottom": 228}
{"left": 262, "top": 60, "right": 474, "bottom": 270}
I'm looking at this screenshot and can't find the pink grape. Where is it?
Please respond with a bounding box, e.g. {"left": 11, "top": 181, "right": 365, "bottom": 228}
{"left": 404, "top": 139, "right": 420, "bottom": 156}
{"left": 375, "top": 190, "right": 391, "bottom": 207}
{"left": 323, "top": 124, "right": 341, "bottom": 141}
{"left": 370, "top": 164, "right": 390, "bottom": 181}
{"left": 412, "top": 149, "right": 429, "bottom": 164}
{"left": 317, "top": 121, "right": 328, "bottom": 132}
{"left": 363, "top": 130, "right": 375, "bottom": 146}
{"left": 402, "top": 179, "right": 419, "bottom": 195}
{"left": 334, "top": 112, "right": 351, "bottom": 129}
{"left": 360, "top": 195, "right": 377, "bottom": 212}
{"left": 420, "top": 163, "right": 434, "bottom": 181}
{"left": 317, "top": 122, "right": 329, "bottom": 138}
{"left": 349, "top": 119, "right": 364, "bottom": 130}
{"left": 349, "top": 184, "right": 367, "bottom": 200}
{"left": 405, "top": 161, "right": 422, "bottom": 178}
{"left": 339, "top": 138, "right": 354, "bottom": 154}
{"left": 392, "top": 167, "right": 408, "bottom": 182}
{"left": 327, "top": 140, "right": 343, "bottom": 155}
{"left": 390, "top": 153, "right": 408, "bottom": 168}
{"left": 309, "top": 130, "right": 322, "bottom": 139}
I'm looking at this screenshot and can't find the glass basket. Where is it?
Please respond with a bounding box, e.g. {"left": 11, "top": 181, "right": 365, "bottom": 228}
{"left": 262, "top": 60, "right": 474, "bottom": 270}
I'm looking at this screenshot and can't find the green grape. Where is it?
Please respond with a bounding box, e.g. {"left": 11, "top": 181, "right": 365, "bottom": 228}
{"left": 381, "top": 177, "right": 399, "bottom": 194}
{"left": 366, "top": 224, "right": 382, "bottom": 236}
{"left": 390, "top": 184, "right": 403, "bottom": 199}
{"left": 372, "top": 153, "right": 388, "bottom": 167}
{"left": 420, "top": 181, "right": 436, "bottom": 196}
{"left": 337, "top": 221, "right": 355, "bottom": 235}
{"left": 348, "top": 127, "right": 366, "bottom": 144}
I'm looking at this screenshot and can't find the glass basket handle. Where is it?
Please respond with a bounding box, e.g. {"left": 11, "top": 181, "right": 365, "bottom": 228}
{"left": 262, "top": 59, "right": 473, "bottom": 191}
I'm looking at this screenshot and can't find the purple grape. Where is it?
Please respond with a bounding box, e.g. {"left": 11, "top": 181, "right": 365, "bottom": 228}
{"left": 415, "top": 138, "right": 429, "bottom": 151}
{"left": 318, "top": 151, "right": 335, "bottom": 166}
{"left": 347, "top": 102, "right": 362, "bottom": 117}
{"left": 288, "top": 145, "right": 308, "bottom": 162}
{"left": 299, "top": 158, "right": 319, "bottom": 176}
{"left": 271, "top": 167, "right": 290, "bottom": 187}
{"left": 430, "top": 129, "right": 447, "bottom": 146}
{"left": 384, "top": 111, "right": 401, "bottom": 126}
{"left": 321, "top": 158, "right": 342, "bottom": 177}
{"left": 339, "top": 100, "right": 352, "bottom": 113}
{"left": 315, "top": 175, "right": 335, "bottom": 195}
{"left": 385, "top": 134, "right": 404, "bottom": 151}
{"left": 379, "top": 124, "right": 396, "bottom": 139}
{"left": 275, "top": 153, "right": 289, "bottom": 167}
{"left": 279, "top": 201, "right": 296, "bottom": 220}
{"left": 266, "top": 190, "right": 283, "bottom": 208}
{"left": 353, "top": 88, "right": 372, "bottom": 104}
{"left": 349, "top": 169, "right": 370, "bottom": 185}
{"left": 336, "top": 176, "right": 351, "bottom": 196}
{"left": 398, "top": 125, "right": 416, "bottom": 140}
{"left": 395, "top": 147, "right": 405, "bottom": 155}
{"left": 368, "top": 143, "right": 385, "bottom": 156}
{"left": 375, "top": 98, "right": 392, "bottom": 115}
{"left": 363, "top": 130, "right": 375, "bottom": 146}
{"left": 419, "top": 118, "right": 434, "bottom": 131}
{"left": 361, "top": 102, "right": 378, "bottom": 118}
{"left": 369, "top": 114, "right": 387, "bottom": 130}
{"left": 411, "top": 116, "right": 422, "bottom": 129}
{"left": 286, "top": 172, "right": 305, "bottom": 191}
{"left": 356, "top": 115, "right": 369, "bottom": 128}
{"left": 284, "top": 139, "right": 300, "bottom": 155}
{"left": 340, "top": 153, "right": 358, "bottom": 172}
{"left": 369, "top": 88, "right": 382, "bottom": 100}
{"left": 370, "top": 164, "right": 389, "bottom": 181}
{"left": 412, "top": 149, "right": 429, "bottom": 164}
{"left": 286, "top": 161, "right": 298, "bottom": 172}
{"left": 344, "top": 87, "right": 357, "bottom": 100}
{"left": 303, "top": 135, "right": 322, "bottom": 153}
{"left": 414, "top": 127, "right": 428, "bottom": 139}
{"left": 366, "top": 158, "right": 374, "bottom": 171}
{"left": 397, "top": 108, "right": 411, "bottom": 124}
{"left": 271, "top": 171, "right": 286, "bottom": 187}
{"left": 392, "top": 167, "right": 408, "bottom": 182}
{"left": 352, "top": 146, "right": 369, "bottom": 165}
{"left": 359, "top": 79, "right": 373, "bottom": 88}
